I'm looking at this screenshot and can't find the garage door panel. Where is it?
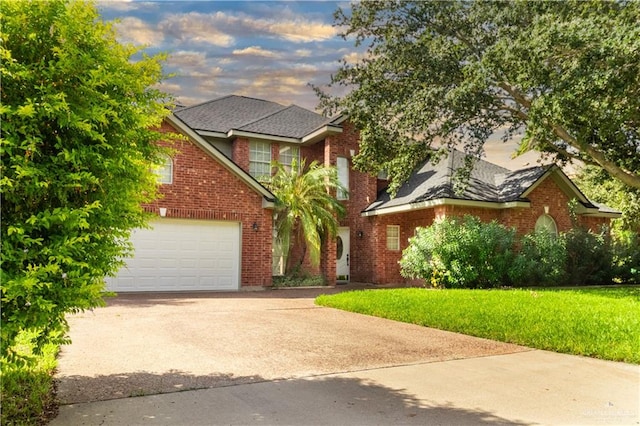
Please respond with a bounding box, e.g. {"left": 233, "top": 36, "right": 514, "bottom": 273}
{"left": 106, "top": 219, "right": 241, "bottom": 292}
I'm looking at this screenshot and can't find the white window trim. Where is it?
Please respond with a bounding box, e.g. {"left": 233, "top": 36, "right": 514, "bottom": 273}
{"left": 279, "top": 145, "right": 299, "bottom": 170}
{"left": 337, "top": 156, "right": 349, "bottom": 200}
{"left": 155, "top": 155, "right": 173, "bottom": 184}
{"left": 387, "top": 225, "right": 400, "bottom": 251}
{"left": 535, "top": 214, "right": 558, "bottom": 236}
{"left": 250, "top": 141, "right": 272, "bottom": 180}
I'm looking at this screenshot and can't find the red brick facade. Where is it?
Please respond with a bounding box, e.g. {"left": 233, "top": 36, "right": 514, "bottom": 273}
{"left": 150, "top": 118, "right": 615, "bottom": 290}
{"left": 144, "top": 121, "right": 273, "bottom": 288}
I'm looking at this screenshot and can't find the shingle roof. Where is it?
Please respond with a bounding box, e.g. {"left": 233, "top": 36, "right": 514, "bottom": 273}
{"left": 173, "top": 95, "right": 332, "bottom": 139}
{"left": 363, "top": 150, "right": 551, "bottom": 212}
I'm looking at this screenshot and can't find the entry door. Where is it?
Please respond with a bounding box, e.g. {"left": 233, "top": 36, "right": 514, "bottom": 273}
{"left": 337, "top": 227, "right": 350, "bottom": 282}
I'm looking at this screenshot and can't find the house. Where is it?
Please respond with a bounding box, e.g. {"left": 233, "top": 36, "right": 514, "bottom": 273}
{"left": 105, "top": 95, "right": 620, "bottom": 292}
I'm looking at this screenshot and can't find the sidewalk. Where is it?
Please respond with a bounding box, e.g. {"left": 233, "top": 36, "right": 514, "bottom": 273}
{"left": 52, "top": 350, "right": 640, "bottom": 426}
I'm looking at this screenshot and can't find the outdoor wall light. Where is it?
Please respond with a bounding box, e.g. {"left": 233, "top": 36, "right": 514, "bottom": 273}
{"left": 252, "top": 222, "right": 259, "bottom": 231}
{"left": 350, "top": 149, "right": 356, "bottom": 157}
{"left": 544, "top": 205, "right": 550, "bottom": 214}
{"left": 159, "top": 207, "right": 167, "bottom": 217}
{"left": 357, "top": 230, "right": 364, "bottom": 239}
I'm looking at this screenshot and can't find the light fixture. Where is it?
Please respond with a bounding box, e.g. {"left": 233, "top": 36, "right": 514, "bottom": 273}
{"left": 159, "top": 207, "right": 167, "bottom": 217}
{"left": 544, "top": 205, "right": 549, "bottom": 214}
{"left": 349, "top": 149, "right": 356, "bottom": 157}
{"left": 357, "top": 230, "right": 364, "bottom": 239}
{"left": 252, "top": 222, "right": 259, "bottom": 232}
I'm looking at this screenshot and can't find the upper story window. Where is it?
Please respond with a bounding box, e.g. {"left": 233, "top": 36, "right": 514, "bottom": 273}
{"left": 279, "top": 145, "right": 299, "bottom": 170}
{"left": 386, "top": 225, "right": 400, "bottom": 251}
{"left": 535, "top": 214, "right": 558, "bottom": 236}
{"left": 337, "top": 156, "right": 349, "bottom": 200}
{"left": 155, "top": 154, "right": 173, "bottom": 184}
{"left": 250, "top": 141, "right": 271, "bottom": 181}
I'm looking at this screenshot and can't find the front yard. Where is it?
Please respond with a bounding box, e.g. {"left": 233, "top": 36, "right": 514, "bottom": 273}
{"left": 316, "top": 286, "right": 640, "bottom": 364}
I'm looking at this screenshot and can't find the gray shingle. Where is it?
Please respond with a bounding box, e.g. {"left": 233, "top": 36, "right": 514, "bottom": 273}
{"left": 173, "top": 95, "right": 331, "bottom": 139}
{"left": 364, "top": 150, "right": 548, "bottom": 212}
{"left": 175, "top": 95, "right": 286, "bottom": 133}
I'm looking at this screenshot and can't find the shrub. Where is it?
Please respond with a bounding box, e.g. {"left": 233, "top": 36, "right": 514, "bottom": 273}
{"left": 612, "top": 231, "right": 640, "bottom": 284}
{"left": 509, "top": 231, "right": 567, "bottom": 287}
{"left": 400, "top": 215, "right": 517, "bottom": 288}
{"left": 563, "top": 226, "right": 614, "bottom": 285}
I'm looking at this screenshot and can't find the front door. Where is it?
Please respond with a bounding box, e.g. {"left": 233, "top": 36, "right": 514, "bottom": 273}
{"left": 336, "top": 227, "right": 350, "bottom": 282}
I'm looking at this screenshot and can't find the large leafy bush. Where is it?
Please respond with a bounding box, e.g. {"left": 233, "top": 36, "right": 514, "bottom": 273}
{"left": 509, "top": 231, "right": 567, "bottom": 287}
{"left": 1, "top": 0, "right": 172, "bottom": 364}
{"left": 400, "top": 215, "right": 517, "bottom": 288}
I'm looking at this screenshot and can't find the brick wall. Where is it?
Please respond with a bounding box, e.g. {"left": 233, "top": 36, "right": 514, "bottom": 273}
{"left": 144, "top": 121, "right": 272, "bottom": 288}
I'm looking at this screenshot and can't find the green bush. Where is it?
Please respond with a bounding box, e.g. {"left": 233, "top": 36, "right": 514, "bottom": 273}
{"left": 400, "top": 215, "right": 517, "bottom": 288}
{"left": 510, "top": 231, "right": 567, "bottom": 286}
{"left": 564, "top": 226, "right": 614, "bottom": 285}
{"left": 612, "top": 231, "right": 640, "bottom": 284}
{"left": 1, "top": 331, "right": 59, "bottom": 425}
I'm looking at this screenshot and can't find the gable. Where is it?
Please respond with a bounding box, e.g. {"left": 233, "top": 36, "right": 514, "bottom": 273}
{"left": 165, "top": 114, "right": 275, "bottom": 208}
{"left": 363, "top": 150, "right": 620, "bottom": 218}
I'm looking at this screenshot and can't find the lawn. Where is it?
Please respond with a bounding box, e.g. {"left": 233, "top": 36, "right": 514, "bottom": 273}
{"left": 316, "top": 287, "right": 640, "bottom": 364}
{"left": 1, "top": 331, "right": 59, "bottom": 426}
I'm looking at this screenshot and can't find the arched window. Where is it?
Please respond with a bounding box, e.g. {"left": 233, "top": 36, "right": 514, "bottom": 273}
{"left": 535, "top": 214, "right": 558, "bottom": 236}
{"left": 155, "top": 155, "right": 173, "bottom": 184}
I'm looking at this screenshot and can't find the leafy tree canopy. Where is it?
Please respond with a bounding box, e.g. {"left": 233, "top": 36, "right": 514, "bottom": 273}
{"left": 319, "top": 0, "right": 640, "bottom": 194}
{"left": 574, "top": 166, "right": 640, "bottom": 233}
{"left": 0, "top": 0, "right": 172, "bottom": 362}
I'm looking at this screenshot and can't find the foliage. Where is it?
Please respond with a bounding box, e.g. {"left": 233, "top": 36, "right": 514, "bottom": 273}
{"left": 267, "top": 160, "right": 346, "bottom": 273}
{"left": 509, "top": 231, "right": 567, "bottom": 287}
{"left": 563, "top": 226, "right": 613, "bottom": 286}
{"left": 272, "top": 269, "right": 325, "bottom": 288}
{"left": 1, "top": 331, "right": 59, "bottom": 425}
{"left": 611, "top": 231, "right": 640, "bottom": 285}
{"left": 400, "top": 215, "right": 517, "bottom": 288}
{"left": 574, "top": 165, "right": 640, "bottom": 232}
{"left": 319, "top": 1, "right": 640, "bottom": 194}
{"left": 1, "top": 0, "right": 172, "bottom": 363}
{"left": 316, "top": 287, "right": 640, "bottom": 363}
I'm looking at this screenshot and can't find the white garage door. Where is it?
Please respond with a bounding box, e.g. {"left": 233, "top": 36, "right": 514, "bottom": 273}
{"left": 106, "top": 219, "right": 240, "bottom": 292}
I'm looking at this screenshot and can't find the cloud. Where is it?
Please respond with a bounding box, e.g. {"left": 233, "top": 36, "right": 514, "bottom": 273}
{"left": 159, "top": 12, "right": 235, "bottom": 47}
{"left": 257, "top": 19, "right": 337, "bottom": 43}
{"left": 113, "top": 16, "right": 164, "bottom": 45}
{"left": 232, "top": 46, "right": 280, "bottom": 58}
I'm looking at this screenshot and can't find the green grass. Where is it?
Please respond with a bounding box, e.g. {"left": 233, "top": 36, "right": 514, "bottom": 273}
{"left": 1, "top": 331, "right": 59, "bottom": 426}
{"left": 316, "top": 287, "right": 640, "bottom": 364}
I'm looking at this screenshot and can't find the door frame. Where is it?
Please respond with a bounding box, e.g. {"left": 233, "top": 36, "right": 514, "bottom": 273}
{"left": 336, "top": 227, "right": 350, "bottom": 282}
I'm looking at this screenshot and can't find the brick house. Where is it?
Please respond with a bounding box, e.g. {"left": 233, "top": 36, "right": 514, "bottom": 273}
{"left": 106, "top": 95, "right": 620, "bottom": 292}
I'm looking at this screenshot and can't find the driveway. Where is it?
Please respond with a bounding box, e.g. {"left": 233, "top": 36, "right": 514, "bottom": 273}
{"left": 56, "top": 286, "right": 526, "bottom": 404}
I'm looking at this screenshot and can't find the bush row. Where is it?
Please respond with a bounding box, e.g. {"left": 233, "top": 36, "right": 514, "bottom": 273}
{"left": 400, "top": 215, "right": 639, "bottom": 288}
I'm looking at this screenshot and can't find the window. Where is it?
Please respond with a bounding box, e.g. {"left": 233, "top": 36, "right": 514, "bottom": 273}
{"left": 155, "top": 155, "right": 173, "bottom": 184}
{"left": 535, "top": 214, "right": 558, "bottom": 236}
{"left": 279, "top": 145, "right": 299, "bottom": 170}
{"left": 386, "top": 225, "right": 400, "bottom": 251}
{"left": 250, "top": 141, "right": 271, "bottom": 180}
{"left": 337, "top": 156, "right": 349, "bottom": 200}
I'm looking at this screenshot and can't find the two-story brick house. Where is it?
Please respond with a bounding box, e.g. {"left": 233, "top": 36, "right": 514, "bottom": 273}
{"left": 106, "top": 95, "right": 620, "bottom": 292}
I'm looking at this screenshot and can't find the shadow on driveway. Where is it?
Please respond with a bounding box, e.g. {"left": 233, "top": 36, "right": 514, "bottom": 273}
{"left": 53, "top": 371, "right": 528, "bottom": 425}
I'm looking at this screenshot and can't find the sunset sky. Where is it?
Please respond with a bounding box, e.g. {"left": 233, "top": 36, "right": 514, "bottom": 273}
{"left": 98, "top": 0, "right": 543, "bottom": 169}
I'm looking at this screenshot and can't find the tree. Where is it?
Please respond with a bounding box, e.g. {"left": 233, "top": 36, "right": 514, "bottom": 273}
{"left": 1, "top": 0, "right": 172, "bottom": 362}
{"left": 318, "top": 1, "right": 640, "bottom": 195}
{"left": 267, "top": 160, "right": 346, "bottom": 275}
{"left": 574, "top": 165, "right": 640, "bottom": 233}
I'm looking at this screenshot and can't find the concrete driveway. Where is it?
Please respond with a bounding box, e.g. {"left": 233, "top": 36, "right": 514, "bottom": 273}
{"left": 53, "top": 286, "right": 640, "bottom": 425}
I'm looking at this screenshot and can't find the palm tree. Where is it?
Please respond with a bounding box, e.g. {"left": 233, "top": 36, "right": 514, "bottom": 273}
{"left": 268, "top": 159, "right": 346, "bottom": 275}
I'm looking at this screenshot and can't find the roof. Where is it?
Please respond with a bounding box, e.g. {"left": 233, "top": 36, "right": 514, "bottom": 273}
{"left": 173, "top": 95, "right": 340, "bottom": 142}
{"left": 363, "top": 149, "right": 620, "bottom": 218}
{"left": 164, "top": 113, "right": 276, "bottom": 207}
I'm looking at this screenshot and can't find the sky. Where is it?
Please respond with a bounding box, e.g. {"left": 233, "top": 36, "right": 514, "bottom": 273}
{"left": 97, "top": 0, "right": 542, "bottom": 169}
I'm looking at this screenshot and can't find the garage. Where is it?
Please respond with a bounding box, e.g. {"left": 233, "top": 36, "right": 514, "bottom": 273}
{"left": 106, "top": 219, "right": 241, "bottom": 292}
